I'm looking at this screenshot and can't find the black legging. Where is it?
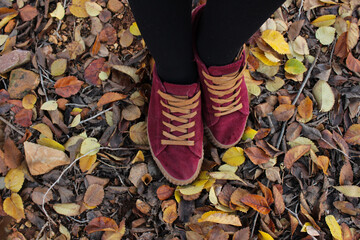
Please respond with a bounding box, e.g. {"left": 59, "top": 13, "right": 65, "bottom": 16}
{"left": 128, "top": 0, "right": 285, "bottom": 85}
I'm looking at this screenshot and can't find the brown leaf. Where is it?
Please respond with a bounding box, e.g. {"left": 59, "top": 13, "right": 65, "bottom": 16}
{"left": 14, "top": 109, "right": 32, "bottom": 127}
{"left": 244, "top": 147, "right": 270, "bottom": 165}
{"left": 162, "top": 200, "right": 178, "bottom": 224}
{"left": 97, "top": 92, "right": 127, "bottom": 108}
{"left": 258, "top": 181, "right": 273, "bottom": 205}
{"left": 91, "top": 34, "right": 101, "bottom": 56}
{"left": 19, "top": 5, "right": 38, "bottom": 21}
{"left": 341, "top": 223, "right": 353, "bottom": 240}
{"left": 233, "top": 227, "right": 250, "bottom": 240}
{"left": 300, "top": 204, "right": 320, "bottom": 230}
{"left": 85, "top": 216, "right": 118, "bottom": 234}
{"left": 317, "top": 129, "right": 336, "bottom": 149}
{"left": 272, "top": 185, "right": 285, "bottom": 215}
{"left": 297, "top": 96, "right": 313, "bottom": 123}
{"left": 230, "top": 188, "right": 250, "bottom": 210}
{"left": 31, "top": 187, "right": 53, "bottom": 205}
{"left": 84, "top": 58, "right": 110, "bottom": 86}
{"left": 240, "top": 194, "right": 270, "bottom": 215}
{"left": 0, "top": 89, "right": 9, "bottom": 103}
{"left": 206, "top": 226, "right": 229, "bottom": 240}
{"left": 136, "top": 199, "right": 151, "bottom": 215}
{"left": 333, "top": 131, "right": 350, "bottom": 160}
{"left": 339, "top": 161, "right": 353, "bottom": 185}
{"left": 0, "top": 150, "right": 8, "bottom": 174}
{"left": 288, "top": 212, "right": 299, "bottom": 235}
{"left": 84, "top": 184, "right": 104, "bottom": 207}
{"left": 333, "top": 201, "right": 359, "bottom": 216}
{"left": 218, "top": 184, "right": 236, "bottom": 207}
{"left": 254, "top": 128, "right": 271, "bottom": 140}
{"left": 273, "top": 104, "right": 295, "bottom": 121}
{"left": 286, "top": 122, "right": 302, "bottom": 142}
{"left": 346, "top": 52, "right": 360, "bottom": 73}
{"left": 255, "top": 140, "right": 281, "bottom": 158}
{"left": 334, "top": 32, "right": 349, "bottom": 59}
{"left": 344, "top": 124, "right": 360, "bottom": 145}
{"left": 284, "top": 145, "right": 311, "bottom": 169}
{"left": 99, "top": 24, "right": 117, "bottom": 45}
{"left": 157, "top": 185, "right": 175, "bottom": 201}
{"left": 4, "top": 138, "right": 22, "bottom": 169}
{"left": 54, "top": 76, "right": 84, "bottom": 98}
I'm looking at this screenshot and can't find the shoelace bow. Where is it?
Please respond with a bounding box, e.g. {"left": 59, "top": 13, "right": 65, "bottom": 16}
{"left": 158, "top": 90, "right": 201, "bottom": 146}
{"left": 202, "top": 70, "right": 244, "bottom": 117}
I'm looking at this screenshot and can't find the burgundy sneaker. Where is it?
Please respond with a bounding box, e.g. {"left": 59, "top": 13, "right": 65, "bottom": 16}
{"left": 147, "top": 66, "right": 203, "bottom": 185}
{"left": 192, "top": 5, "right": 250, "bottom": 148}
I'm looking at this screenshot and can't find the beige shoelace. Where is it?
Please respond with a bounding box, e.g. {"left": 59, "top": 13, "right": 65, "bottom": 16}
{"left": 202, "top": 70, "right": 244, "bottom": 117}
{"left": 158, "top": 90, "right": 201, "bottom": 146}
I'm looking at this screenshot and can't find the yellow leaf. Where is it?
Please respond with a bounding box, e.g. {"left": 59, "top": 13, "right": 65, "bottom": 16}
{"left": 261, "top": 30, "right": 291, "bottom": 54}
{"left": 41, "top": 100, "right": 58, "bottom": 111}
{"left": 0, "top": 13, "right": 17, "bottom": 30}
{"left": 198, "top": 211, "right": 242, "bottom": 226}
{"left": 69, "top": 0, "right": 89, "bottom": 18}
{"left": 131, "top": 150, "right": 144, "bottom": 163}
{"left": 266, "top": 77, "right": 285, "bottom": 92}
{"left": 209, "top": 186, "right": 218, "bottom": 205}
{"left": 3, "top": 193, "right": 25, "bottom": 222}
{"left": 311, "top": 15, "right": 336, "bottom": 27}
{"left": 163, "top": 203, "right": 178, "bottom": 224}
{"left": 53, "top": 203, "right": 80, "bottom": 216}
{"left": 325, "top": 215, "right": 342, "bottom": 240}
{"left": 316, "top": 26, "right": 336, "bottom": 45}
{"left": 301, "top": 222, "right": 313, "bottom": 232}
{"left": 5, "top": 168, "right": 24, "bottom": 193}
{"left": 80, "top": 137, "right": 100, "bottom": 156}
{"left": 129, "top": 22, "right": 141, "bottom": 36}
{"left": 258, "top": 231, "right": 274, "bottom": 240}
{"left": 313, "top": 80, "right": 335, "bottom": 112}
{"left": 222, "top": 147, "right": 245, "bottom": 166}
{"left": 218, "top": 164, "right": 238, "bottom": 173}
{"left": 70, "top": 114, "right": 81, "bottom": 128}
{"left": 129, "top": 122, "right": 149, "bottom": 145}
{"left": 208, "top": 171, "right": 246, "bottom": 184}
{"left": 50, "top": 2, "right": 65, "bottom": 20}
{"left": 179, "top": 185, "right": 204, "bottom": 196}
{"left": 246, "top": 82, "right": 261, "bottom": 97}
{"left": 250, "top": 47, "right": 279, "bottom": 66}
{"left": 22, "top": 94, "right": 37, "bottom": 110}
{"left": 292, "top": 36, "right": 310, "bottom": 55}
{"left": 85, "top": 1, "right": 102, "bottom": 17}
{"left": 333, "top": 185, "right": 360, "bottom": 198}
{"left": 79, "top": 154, "right": 97, "bottom": 172}
{"left": 51, "top": 59, "right": 67, "bottom": 76}
{"left": 285, "top": 59, "right": 307, "bottom": 75}
{"left": 242, "top": 127, "right": 258, "bottom": 141}
{"left": 174, "top": 188, "right": 181, "bottom": 203}
{"left": 37, "top": 137, "right": 65, "bottom": 151}
{"left": 0, "top": 35, "right": 8, "bottom": 46}
{"left": 31, "top": 123, "right": 53, "bottom": 139}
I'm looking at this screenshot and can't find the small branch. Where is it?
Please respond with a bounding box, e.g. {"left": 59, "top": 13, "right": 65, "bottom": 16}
{"left": 297, "top": 0, "right": 304, "bottom": 20}
{"left": 286, "top": 207, "right": 317, "bottom": 240}
{"left": 38, "top": 66, "right": 49, "bottom": 102}
{"left": 276, "top": 47, "right": 321, "bottom": 149}
{"left": 78, "top": 107, "right": 113, "bottom": 125}
{"left": 35, "top": 222, "right": 49, "bottom": 240}
{"left": 250, "top": 212, "right": 260, "bottom": 238}
{"left": 0, "top": 116, "right": 25, "bottom": 136}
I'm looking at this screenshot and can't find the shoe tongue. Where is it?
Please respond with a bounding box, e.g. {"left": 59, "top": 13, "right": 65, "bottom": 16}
{"left": 163, "top": 82, "right": 198, "bottom": 97}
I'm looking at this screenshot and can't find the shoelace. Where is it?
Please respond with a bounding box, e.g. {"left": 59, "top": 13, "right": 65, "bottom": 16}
{"left": 202, "top": 70, "right": 244, "bottom": 117}
{"left": 158, "top": 89, "right": 201, "bottom": 146}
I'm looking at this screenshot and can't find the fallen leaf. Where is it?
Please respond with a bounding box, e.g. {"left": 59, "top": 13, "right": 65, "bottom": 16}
{"left": 4, "top": 168, "right": 24, "bottom": 192}
{"left": 311, "top": 15, "right": 336, "bottom": 27}
{"left": 70, "top": 114, "right": 81, "bottom": 128}
{"left": 344, "top": 124, "right": 360, "bottom": 145}
{"left": 313, "top": 80, "right": 335, "bottom": 112}
{"left": 97, "top": 92, "right": 127, "bottom": 108}
{"left": 284, "top": 145, "right": 311, "bottom": 169}
{"left": 241, "top": 127, "right": 258, "bottom": 141}
{"left": 80, "top": 138, "right": 100, "bottom": 156}
{"left": 69, "top": 0, "right": 89, "bottom": 18}
{"left": 129, "top": 22, "right": 141, "bottom": 36}
{"left": 51, "top": 59, "right": 67, "bottom": 76}
{"left": 297, "top": 96, "right": 313, "bottom": 123}
{"left": 79, "top": 154, "right": 97, "bottom": 172}
{"left": 315, "top": 26, "right": 336, "bottom": 45}
{"left": 347, "top": 22, "right": 359, "bottom": 50}
{"left": 244, "top": 147, "right": 270, "bottom": 165}
{"left": 325, "top": 215, "right": 342, "bottom": 240}
{"left": 84, "top": 58, "right": 109, "bottom": 86}
{"left": 41, "top": 100, "right": 58, "bottom": 111}
{"left": 272, "top": 185, "right": 285, "bottom": 215}
{"left": 240, "top": 194, "right": 270, "bottom": 215}
{"left": 50, "top": 2, "right": 65, "bottom": 20}
{"left": 157, "top": 185, "right": 175, "bottom": 201}
{"left": 292, "top": 36, "right": 309, "bottom": 55}
{"left": 3, "top": 193, "right": 25, "bottom": 222}
{"left": 316, "top": 156, "right": 330, "bottom": 175}
{"left": 31, "top": 187, "right": 53, "bottom": 205}
{"left": 233, "top": 227, "right": 250, "bottom": 240}
{"left": 333, "top": 201, "right": 358, "bottom": 216}
{"left": 102, "top": 219, "right": 126, "bottom": 240}
{"left": 222, "top": 147, "right": 245, "bottom": 167}
{"left": 285, "top": 59, "right": 307, "bottom": 75}
{"left": 22, "top": 94, "right": 36, "bottom": 110}
{"left": 258, "top": 181, "right": 274, "bottom": 205}
{"left": 289, "top": 212, "right": 299, "bottom": 235}
{"left": 289, "top": 137, "right": 319, "bottom": 152}
{"left": 208, "top": 171, "right": 245, "bottom": 183}
{"left": 4, "top": 138, "right": 22, "bottom": 169}
{"left": 273, "top": 104, "right": 295, "bottom": 121}
{"left": 19, "top": 5, "right": 38, "bottom": 21}
{"left": 84, "top": 184, "right": 104, "bottom": 207}
{"left": 37, "top": 137, "right": 65, "bottom": 151}
{"left": 341, "top": 223, "right": 353, "bottom": 240}
{"left": 31, "top": 123, "right": 53, "bottom": 139}
{"left": 129, "top": 122, "right": 149, "bottom": 145}
{"left": 85, "top": 216, "right": 118, "bottom": 234}
{"left": 85, "top": 1, "right": 102, "bottom": 17}
{"left": 265, "top": 77, "right": 285, "bottom": 92}
{"left": 198, "top": 211, "right": 242, "bottom": 226}
{"left": 122, "top": 105, "right": 141, "bottom": 121}
{"left": 339, "top": 161, "right": 353, "bottom": 185}
{"left": 120, "top": 29, "right": 134, "bottom": 48}
{"left": 261, "top": 30, "right": 290, "bottom": 54}
{"left": 258, "top": 231, "right": 274, "bottom": 240}
{"left": 162, "top": 201, "right": 178, "bottom": 224}
{"left": 14, "top": 109, "right": 32, "bottom": 127}
{"left": 53, "top": 203, "right": 80, "bottom": 216}
{"left": 333, "top": 185, "right": 360, "bottom": 198}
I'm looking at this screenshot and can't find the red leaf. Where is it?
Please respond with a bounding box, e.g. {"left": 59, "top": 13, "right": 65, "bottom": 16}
{"left": 97, "top": 92, "right": 127, "bottom": 108}
{"left": 54, "top": 76, "right": 84, "bottom": 98}
{"left": 346, "top": 52, "right": 360, "bottom": 73}
{"left": 240, "top": 194, "right": 270, "bottom": 215}
{"left": 4, "top": 137, "right": 22, "bottom": 169}
{"left": 14, "top": 108, "right": 32, "bottom": 127}
{"left": 84, "top": 216, "right": 118, "bottom": 234}
{"left": 258, "top": 181, "right": 273, "bottom": 205}
{"left": 19, "top": 5, "right": 38, "bottom": 21}
{"left": 84, "top": 58, "right": 110, "bottom": 86}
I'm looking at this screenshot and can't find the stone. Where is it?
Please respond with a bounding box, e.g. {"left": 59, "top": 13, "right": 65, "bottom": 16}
{"left": 0, "top": 50, "right": 31, "bottom": 74}
{"left": 24, "top": 142, "right": 70, "bottom": 176}
{"left": 8, "top": 68, "right": 40, "bottom": 99}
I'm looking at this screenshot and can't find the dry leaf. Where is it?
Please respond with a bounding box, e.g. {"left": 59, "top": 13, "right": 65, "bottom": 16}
{"left": 258, "top": 231, "right": 274, "bottom": 240}
{"left": 80, "top": 138, "right": 100, "bottom": 156}
{"left": 22, "top": 94, "right": 36, "bottom": 110}
{"left": 316, "top": 26, "right": 336, "bottom": 45}
{"left": 129, "top": 122, "right": 148, "bottom": 145}
{"left": 3, "top": 193, "right": 25, "bottom": 222}
{"left": 31, "top": 123, "right": 53, "bottom": 139}
{"left": 85, "top": 1, "right": 102, "bottom": 17}
{"left": 284, "top": 145, "right": 311, "bottom": 169}
{"left": 41, "top": 100, "right": 58, "bottom": 111}
{"left": 14, "top": 109, "right": 32, "bottom": 127}
{"left": 53, "top": 203, "right": 80, "bottom": 216}
{"left": 5, "top": 168, "right": 24, "bottom": 192}
{"left": 258, "top": 181, "right": 274, "bottom": 205}
{"left": 79, "top": 154, "right": 97, "bottom": 172}
{"left": 297, "top": 96, "right": 313, "bottom": 123}
{"left": 272, "top": 185, "right": 285, "bottom": 215}
{"left": 85, "top": 216, "right": 118, "bottom": 234}
{"left": 339, "top": 161, "right": 353, "bottom": 185}
{"left": 311, "top": 15, "right": 336, "bottom": 27}
{"left": 84, "top": 58, "right": 110, "bottom": 86}
{"left": 31, "top": 187, "right": 53, "bottom": 205}
{"left": 325, "top": 215, "right": 342, "bottom": 240}
{"left": 289, "top": 212, "right": 299, "bottom": 235}
{"left": 122, "top": 105, "right": 141, "bottom": 121}
{"left": 222, "top": 147, "right": 245, "bottom": 166}
{"left": 333, "top": 201, "right": 358, "bottom": 216}
{"left": 333, "top": 185, "right": 360, "bottom": 198}
{"left": 97, "top": 92, "right": 127, "bottom": 108}
{"left": 157, "top": 185, "right": 175, "bottom": 201}
{"left": 261, "top": 30, "right": 290, "bottom": 54}
{"left": 84, "top": 184, "right": 104, "bottom": 207}
{"left": 347, "top": 22, "right": 359, "bottom": 50}
{"left": 51, "top": 59, "right": 67, "bottom": 76}
{"left": 129, "top": 22, "right": 141, "bottom": 36}
{"left": 50, "top": 2, "right": 65, "bottom": 20}
{"left": 244, "top": 147, "right": 270, "bottom": 165}
{"left": 273, "top": 104, "right": 295, "bottom": 121}
{"left": 240, "top": 194, "right": 270, "bottom": 214}
{"left": 102, "top": 219, "right": 126, "bottom": 240}
{"left": 162, "top": 201, "right": 178, "bottom": 224}
{"left": 198, "top": 211, "right": 242, "bottom": 226}
{"left": 313, "top": 80, "right": 335, "bottom": 112}
{"left": 37, "top": 137, "right": 65, "bottom": 151}
{"left": 69, "top": 0, "right": 89, "bottom": 18}
{"left": 344, "top": 124, "right": 360, "bottom": 145}
{"left": 285, "top": 59, "right": 307, "bottom": 75}
{"left": 4, "top": 138, "right": 22, "bottom": 169}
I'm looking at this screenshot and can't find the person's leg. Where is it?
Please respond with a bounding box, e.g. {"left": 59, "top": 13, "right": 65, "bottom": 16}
{"left": 196, "top": 0, "right": 285, "bottom": 67}
{"left": 128, "top": 0, "right": 197, "bottom": 85}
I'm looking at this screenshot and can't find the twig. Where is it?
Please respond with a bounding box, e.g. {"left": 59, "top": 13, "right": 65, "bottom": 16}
{"left": 0, "top": 116, "right": 25, "bottom": 136}
{"left": 297, "top": 0, "right": 304, "bottom": 20}
{"left": 276, "top": 47, "right": 321, "bottom": 149}
{"left": 78, "top": 107, "right": 113, "bottom": 125}
{"left": 286, "top": 207, "right": 317, "bottom": 240}
{"left": 38, "top": 67, "right": 49, "bottom": 101}
{"left": 35, "top": 222, "right": 49, "bottom": 240}
{"left": 41, "top": 146, "right": 126, "bottom": 225}
{"left": 65, "top": 103, "right": 89, "bottom": 108}
{"left": 1, "top": 77, "right": 7, "bottom": 90}
{"left": 250, "top": 212, "right": 260, "bottom": 238}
